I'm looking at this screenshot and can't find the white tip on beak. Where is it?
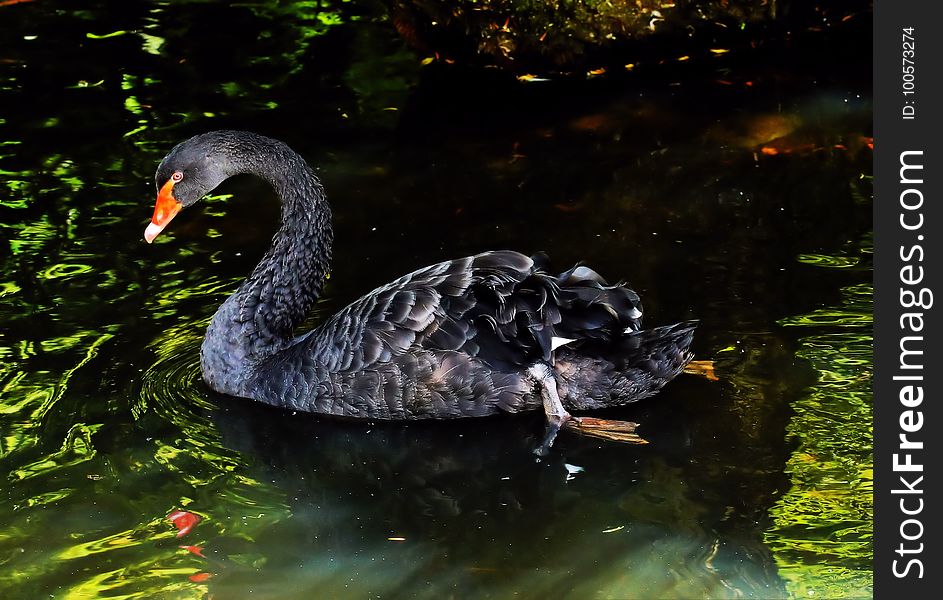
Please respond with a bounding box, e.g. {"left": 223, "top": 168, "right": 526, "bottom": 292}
{"left": 144, "top": 222, "right": 164, "bottom": 244}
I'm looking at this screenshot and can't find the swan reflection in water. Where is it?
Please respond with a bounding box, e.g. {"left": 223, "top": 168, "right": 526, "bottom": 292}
{"left": 194, "top": 385, "right": 786, "bottom": 598}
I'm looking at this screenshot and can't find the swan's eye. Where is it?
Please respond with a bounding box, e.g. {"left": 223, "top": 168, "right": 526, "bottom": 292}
{"left": 171, "top": 171, "right": 184, "bottom": 183}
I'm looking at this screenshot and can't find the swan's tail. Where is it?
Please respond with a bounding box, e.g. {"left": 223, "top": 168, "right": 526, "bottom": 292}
{"left": 458, "top": 253, "right": 696, "bottom": 409}
{"left": 553, "top": 320, "right": 697, "bottom": 411}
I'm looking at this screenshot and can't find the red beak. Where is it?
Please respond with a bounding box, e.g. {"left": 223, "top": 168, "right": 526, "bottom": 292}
{"left": 145, "top": 178, "right": 183, "bottom": 243}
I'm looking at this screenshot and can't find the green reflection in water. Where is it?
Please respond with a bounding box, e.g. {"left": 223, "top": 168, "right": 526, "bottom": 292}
{"left": 86, "top": 31, "right": 130, "bottom": 40}
{"left": 7, "top": 215, "right": 57, "bottom": 255}
{"left": 767, "top": 247, "right": 873, "bottom": 597}
{"left": 1, "top": 333, "right": 113, "bottom": 456}
{"left": 796, "top": 254, "right": 860, "bottom": 269}
{"left": 40, "top": 262, "right": 94, "bottom": 280}
{"left": 140, "top": 32, "right": 165, "bottom": 56}
{"left": 0, "top": 282, "right": 20, "bottom": 297}
{"left": 10, "top": 423, "right": 101, "bottom": 484}
{"left": 245, "top": 0, "right": 353, "bottom": 75}
{"left": 1, "top": 300, "right": 288, "bottom": 597}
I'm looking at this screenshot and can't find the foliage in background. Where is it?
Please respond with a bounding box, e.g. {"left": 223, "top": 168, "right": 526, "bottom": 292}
{"left": 386, "top": 0, "right": 870, "bottom": 74}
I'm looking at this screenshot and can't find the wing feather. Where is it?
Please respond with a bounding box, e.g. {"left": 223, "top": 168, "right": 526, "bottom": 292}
{"left": 291, "top": 250, "right": 644, "bottom": 377}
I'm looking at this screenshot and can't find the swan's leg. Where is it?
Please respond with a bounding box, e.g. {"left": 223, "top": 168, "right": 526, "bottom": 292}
{"left": 527, "top": 363, "right": 570, "bottom": 456}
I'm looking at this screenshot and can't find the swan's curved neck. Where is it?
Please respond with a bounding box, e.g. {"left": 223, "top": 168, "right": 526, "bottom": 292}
{"left": 200, "top": 136, "right": 332, "bottom": 396}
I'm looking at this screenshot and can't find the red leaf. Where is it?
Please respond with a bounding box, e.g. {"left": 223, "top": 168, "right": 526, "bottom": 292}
{"left": 180, "top": 545, "right": 206, "bottom": 558}
{"left": 168, "top": 510, "right": 201, "bottom": 538}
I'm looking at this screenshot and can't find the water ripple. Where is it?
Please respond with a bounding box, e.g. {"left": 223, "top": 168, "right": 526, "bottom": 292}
{"left": 137, "top": 323, "right": 212, "bottom": 423}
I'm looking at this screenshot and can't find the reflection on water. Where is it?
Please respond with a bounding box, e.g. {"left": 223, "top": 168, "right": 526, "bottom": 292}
{"left": 196, "top": 396, "right": 788, "bottom": 599}
{"left": 0, "top": 0, "right": 871, "bottom": 597}
{"left": 770, "top": 251, "right": 873, "bottom": 598}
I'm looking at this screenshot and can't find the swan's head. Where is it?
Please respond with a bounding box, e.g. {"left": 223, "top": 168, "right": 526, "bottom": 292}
{"left": 145, "top": 132, "right": 237, "bottom": 243}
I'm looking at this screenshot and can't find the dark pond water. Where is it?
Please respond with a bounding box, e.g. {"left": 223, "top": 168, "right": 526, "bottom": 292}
{"left": 1, "top": 1, "right": 872, "bottom": 598}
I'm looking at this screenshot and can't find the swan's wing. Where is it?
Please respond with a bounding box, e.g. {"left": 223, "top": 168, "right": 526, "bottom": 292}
{"left": 298, "top": 250, "right": 644, "bottom": 374}
{"left": 297, "top": 251, "right": 533, "bottom": 372}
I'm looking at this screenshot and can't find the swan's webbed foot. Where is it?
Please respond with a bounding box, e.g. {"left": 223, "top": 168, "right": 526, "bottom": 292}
{"left": 528, "top": 363, "right": 572, "bottom": 456}
{"left": 683, "top": 359, "right": 718, "bottom": 381}
{"left": 564, "top": 417, "right": 648, "bottom": 444}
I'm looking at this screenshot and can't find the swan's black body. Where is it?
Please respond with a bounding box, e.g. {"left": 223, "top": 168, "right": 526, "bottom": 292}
{"left": 150, "top": 131, "right": 695, "bottom": 426}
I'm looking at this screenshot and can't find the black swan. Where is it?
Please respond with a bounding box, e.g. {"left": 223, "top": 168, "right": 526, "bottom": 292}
{"left": 144, "top": 131, "right": 696, "bottom": 453}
